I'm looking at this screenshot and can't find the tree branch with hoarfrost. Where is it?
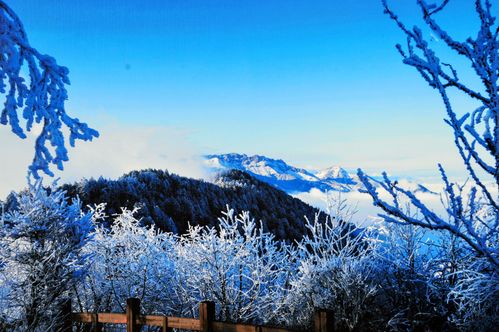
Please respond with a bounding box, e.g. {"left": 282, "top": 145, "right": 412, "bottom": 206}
{"left": 358, "top": 0, "right": 498, "bottom": 272}
{"left": 0, "top": 0, "right": 98, "bottom": 177}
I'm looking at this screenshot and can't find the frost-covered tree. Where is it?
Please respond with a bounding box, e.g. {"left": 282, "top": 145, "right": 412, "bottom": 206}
{"left": 0, "top": 180, "right": 93, "bottom": 331}
{"left": 283, "top": 207, "right": 378, "bottom": 330}
{"left": 55, "top": 196, "right": 498, "bottom": 329}
{"left": 357, "top": 0, "right": 499, "bottom": 327}
{"left": 175, "top": 206, "right": 294, "bottom": 324}
{"left": 372, "top": 216, "right": 452, "bottom": 330}
{"left": 78, "top": 206, "right": 295, "bottom": 324}
{"left": 358, "top": 0, "right": 498, "bottom": 271}
{"left": 77, "top": 205, "right": 179, "bottom": 315}
{"left": 0, "top": 0, "right": 98, "bottom": 177}
{"left": 74, "top": 202, "right": 382, "bottom": 329}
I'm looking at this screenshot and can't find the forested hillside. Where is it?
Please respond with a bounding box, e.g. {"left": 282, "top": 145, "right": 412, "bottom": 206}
{"left": 56, "top": 169, "right": 319, "bottom": 241}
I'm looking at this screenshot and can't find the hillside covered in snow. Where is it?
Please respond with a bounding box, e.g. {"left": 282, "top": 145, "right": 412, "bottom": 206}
{"left": 205, "top": 153, "right": 360, "bottom": 194}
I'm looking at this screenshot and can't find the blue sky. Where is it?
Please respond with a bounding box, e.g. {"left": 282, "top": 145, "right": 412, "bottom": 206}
{"left": 2, "top": 0, "right": 484, "bottom": 188}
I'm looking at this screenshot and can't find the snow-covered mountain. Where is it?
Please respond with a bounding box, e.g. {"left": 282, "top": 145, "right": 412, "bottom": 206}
{"left": 204, "top": 153, "right": 359, "bottom": 194}
{"left": 316, "top": 166, "right": 351, "bottom": 181}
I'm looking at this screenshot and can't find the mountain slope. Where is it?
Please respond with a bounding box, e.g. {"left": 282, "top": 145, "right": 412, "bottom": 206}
{"left": 205, "top": 153, "right": 358, "bottom": 194}
{"left": 60, "top": 169, "right": 319, "bottom": 242}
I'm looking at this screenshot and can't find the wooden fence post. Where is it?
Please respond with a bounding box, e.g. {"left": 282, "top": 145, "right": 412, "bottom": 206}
{"left": 162, "top": 316, "right": 173, "bottom": 332}
{"left": 199, "top": 301, "right": 215, "bottom": 332}
{"left": 61, "top": 298, "right": 72, "bottom": 332}
{"left": 95, "top": 318, "right": 103, "bottom": 332}
{"left": 126, "top": 298, "right": 141, "bottom": 332}
{"left": 82, "top": 313, "right": 102, "bottom": 332}
{"left": 314, "top": 309, "right": 334, "bottom": 332}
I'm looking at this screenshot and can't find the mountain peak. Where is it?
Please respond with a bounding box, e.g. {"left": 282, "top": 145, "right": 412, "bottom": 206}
{"left": 316, "top": 166, "right": 351, "bottom": 180}
{"left": 204, "top": 153, "right": 358, "bottom": 194}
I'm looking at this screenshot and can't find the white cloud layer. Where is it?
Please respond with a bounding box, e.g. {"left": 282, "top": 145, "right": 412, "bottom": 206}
{"left": 293, "top": 184, "right": 447, "bottom": 226}
{"left": 0, "top": 122, "right": 206, "bottom": 198}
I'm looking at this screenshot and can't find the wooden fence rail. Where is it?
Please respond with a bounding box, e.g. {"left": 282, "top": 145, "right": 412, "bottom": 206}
{"left": 64, "top": 298, "right": 335, "bottom": 332}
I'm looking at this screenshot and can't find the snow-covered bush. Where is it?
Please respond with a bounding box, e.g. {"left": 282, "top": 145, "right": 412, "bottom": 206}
{"left": 372, "top": 218, "right": 451, "bottom": 331}
{"left": 448, "top": 256, "right": 498, "bottom": 328}
{"left": 2, "top": 182, "right": 491, "bottom": 330}
{"left": 77, "top": 206, "right": 296, "bottom": 324}
{"left": 75, "top": 199, "right": 379, "bottom": 330}
{"left": 71, "top": 192, "right": 470, "bottom": 330}
{"left": 0, "top": 180, "right": 93, "bottom": 331}
{"left": 175, "top": 207, "right": 295, "bottom": 323}
{"left": 75, "top": 205, "right": 179, "bottom": 316}
{"left": 1, "top": 188, "right": 494, "bottom": 330}
{"left": 283, "top": 208, "right": 378, "bottom": 330}
{"left": 437, "top": 203, "right": 499, "bottom": 329}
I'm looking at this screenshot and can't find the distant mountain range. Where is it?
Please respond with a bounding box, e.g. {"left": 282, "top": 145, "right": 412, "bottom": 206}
{"left": 205, "top": 153, "right": 361, "bottom": 194}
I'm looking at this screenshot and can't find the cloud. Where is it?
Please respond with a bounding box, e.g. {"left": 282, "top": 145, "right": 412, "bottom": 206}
{"left": 293, "top": 182, "right": 448, "bottom": 226}
{"left": 0, "top": 121, "right": 206, "bottom": 198}
{"left": 293, "top": 189, "right": 384, "bottom": 224}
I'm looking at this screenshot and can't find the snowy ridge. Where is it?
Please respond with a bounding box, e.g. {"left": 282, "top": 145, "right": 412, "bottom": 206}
{"left": 205, "top": 153, "right": 359, "bottom": 194}
{"left": 315, "top": 166, "right": 350, "bottom": 181}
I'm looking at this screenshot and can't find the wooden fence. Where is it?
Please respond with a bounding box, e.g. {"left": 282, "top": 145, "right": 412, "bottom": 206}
{"left": 63, "top": 298, "right": 335, "bottom": 332}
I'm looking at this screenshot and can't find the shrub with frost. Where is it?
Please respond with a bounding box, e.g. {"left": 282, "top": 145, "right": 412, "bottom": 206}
{"left": 0, "top": 180, "right": 93, "bottom": 331}
{"left": 283, "top": 209, "right": 378, "bottom": 330}
{"left": 174, "top": 206, "right": 295, "bottom": 323}
{"left": 76, "top": 206, "right": 178, "bottom": 315}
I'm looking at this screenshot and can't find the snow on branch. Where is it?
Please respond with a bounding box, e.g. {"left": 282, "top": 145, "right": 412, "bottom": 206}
{"left": 381, "top": 0, "right": 498, "bottom": 188}
{"left": 0, "top": 1, "right": 98, "bottom": 177}
{"left": 357, "top": 168, "right": 498, "bottom": 270}
{"left": 360, "top": 0, "right": 498, "bottom": 271}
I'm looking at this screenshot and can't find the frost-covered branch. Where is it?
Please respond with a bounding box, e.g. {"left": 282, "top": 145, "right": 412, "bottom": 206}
{"left": 358, "top": 167, "right": 498, "bottom": 271}
{"left": 0, "top": 0, "right": 98, "bottom": 177}
{"left": 381, "top": 0, "right": 499, "bottom": 190}
{"left": 358, "top": 0, "right": 499, "bottom": 273}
